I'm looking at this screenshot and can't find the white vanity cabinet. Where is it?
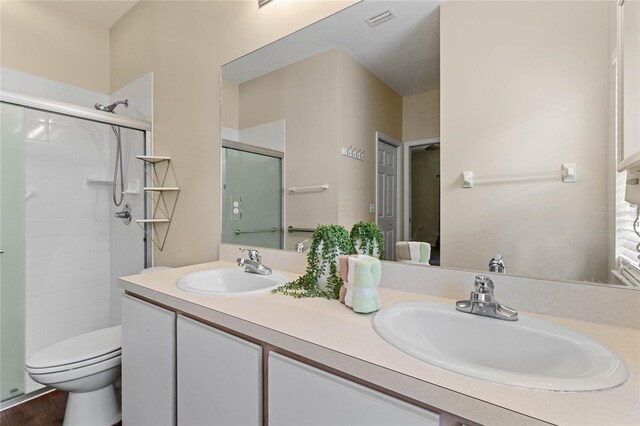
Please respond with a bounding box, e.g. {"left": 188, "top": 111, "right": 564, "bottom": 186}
{"left": 176, "top": 315, "right": 263, "bottom": 425}
{"left": 121, "top": 294, "right": 444, "bottom": 426}
{"left": 268, "top": 353, "right": 440, "bottom": 426}
{"left": 121, "top": 294, "right": 176, "bottom": 425}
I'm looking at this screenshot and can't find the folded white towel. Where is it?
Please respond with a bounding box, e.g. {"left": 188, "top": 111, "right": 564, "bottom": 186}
{"left": 408, "top": 241, "right": 420, "bottom": 262}
{"left": 346, "top": 256, "right": 357, "bottom": 307}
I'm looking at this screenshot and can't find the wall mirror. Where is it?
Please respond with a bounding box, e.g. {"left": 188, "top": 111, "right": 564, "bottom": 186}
{"left": 619, "top": 0, "right": 640, "bottom": 169}
{"left": 221, "top": 0, "right": 640, "bottom": 290}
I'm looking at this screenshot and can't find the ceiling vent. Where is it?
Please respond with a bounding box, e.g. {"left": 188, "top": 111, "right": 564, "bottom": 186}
{"left": 365, "top": 9, "right": 397, "bottom": 28}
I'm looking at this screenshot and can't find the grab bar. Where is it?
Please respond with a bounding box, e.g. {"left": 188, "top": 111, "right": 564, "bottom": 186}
{"left": 288, "top": 226, "right": 316, "bottom": 233}
{"left": 287, "top": 184, "right": 329, "bottom": 193}
{"left": 235, "top": 227, "right": 279, "bottom": 235}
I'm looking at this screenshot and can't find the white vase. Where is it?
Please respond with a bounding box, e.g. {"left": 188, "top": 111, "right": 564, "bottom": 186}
{"left": 354, "top": 238, "right": 379, "bottom": 258}
{"left": 315, "top": 241, "right": 342, "bottom": 292}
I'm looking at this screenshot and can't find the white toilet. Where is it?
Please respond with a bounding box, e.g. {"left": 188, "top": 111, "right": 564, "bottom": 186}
{"left": 25, "top": 266, "right": 173, "bottom": 425}
{"left": 26, "top": 326, "right": 122, "bottom": 426}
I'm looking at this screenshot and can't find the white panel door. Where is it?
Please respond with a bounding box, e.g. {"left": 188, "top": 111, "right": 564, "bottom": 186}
{"left": 378, "top": 141, "right": 398, "bottom": 260}
{"left": 121, "top": 294, "right": 176, "bottom": 425}
{"left": 177, "top": 315, "right": 262, "bottom": 426}
{"left": 269, "top": 353, "right": 439, "bottom": 426}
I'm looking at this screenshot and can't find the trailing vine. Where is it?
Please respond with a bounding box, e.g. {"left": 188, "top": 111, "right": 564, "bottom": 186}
{"left": 273, "top": 225, "right": 355, "bottom": 299}
{"left": 350, "top": 221, "right": 385, "bottom": 260}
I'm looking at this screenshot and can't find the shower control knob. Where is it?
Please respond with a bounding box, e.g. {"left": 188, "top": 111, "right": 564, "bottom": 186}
{"left": 114, "top": 204, "right": 132, "bottom": 225}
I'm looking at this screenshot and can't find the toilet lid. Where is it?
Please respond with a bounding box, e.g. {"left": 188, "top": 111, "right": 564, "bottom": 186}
{"left": 26, "top": 325, "right": 121, "bottom": 370}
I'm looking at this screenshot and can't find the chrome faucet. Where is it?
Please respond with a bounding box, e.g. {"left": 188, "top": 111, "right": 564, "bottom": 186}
{"left": 489, "top": 254, "right": 505, "bottom": 273}
{"left": 237, "top": 247, "right": 272, "bottom": 275}
{"left": 295, "top": 239, "right": 310, "bottom": 253}
{"left": 455, "top": 275, "right": 518, "bottom": 321}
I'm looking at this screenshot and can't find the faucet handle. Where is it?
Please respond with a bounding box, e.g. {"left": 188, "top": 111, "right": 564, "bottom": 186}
{"left": 489, "top": 254, "right": 505, "bottom": 273}
{"left": 474, "top": 275, "right": 494, "bottom": 294}
{"left": 239, "top": 247, "right": 261, "bottom": 261}
{"left": 295, "top": 239, "right": 309, "bottom": 253}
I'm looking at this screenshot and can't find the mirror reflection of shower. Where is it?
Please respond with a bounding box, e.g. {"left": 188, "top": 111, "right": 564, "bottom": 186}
{"left": 94, "top": 100, "right": 128, "bottom": 207}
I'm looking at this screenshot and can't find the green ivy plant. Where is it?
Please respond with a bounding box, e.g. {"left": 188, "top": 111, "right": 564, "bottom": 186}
{"left": 273, "top": 225, "right": 355, "bottom": 299}
{"left": 350, "top": 221, "right": 385, "bottom": 260}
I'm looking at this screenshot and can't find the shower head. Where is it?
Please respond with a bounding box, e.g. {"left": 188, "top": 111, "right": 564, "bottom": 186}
{"left": 94, "top": 99, "right": 128, "bottom": 113}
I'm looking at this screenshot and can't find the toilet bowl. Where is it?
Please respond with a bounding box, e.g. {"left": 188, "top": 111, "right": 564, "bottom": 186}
{"left": 26, "top": 326, "right": 122, "bottom": 426}
{"left": 25, "top": 266, "right": 173, "bottom": 425}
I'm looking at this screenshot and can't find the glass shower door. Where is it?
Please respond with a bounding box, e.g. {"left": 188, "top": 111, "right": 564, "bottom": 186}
{"left": 222, "top": 148, "right": 283, "bottom": 249}
{"left": 0, "top": 103, "right": 26, "bottom": 401}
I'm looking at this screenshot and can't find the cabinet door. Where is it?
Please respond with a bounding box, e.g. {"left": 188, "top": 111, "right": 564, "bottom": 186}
{"left": 177, "top": 315, "right": 263, "bottom": 425}
{"left": 269, "top": 353, "right": 440, "bottom": 426}
{"left": 122, "top": 295, "right": 176, "bottom": 425}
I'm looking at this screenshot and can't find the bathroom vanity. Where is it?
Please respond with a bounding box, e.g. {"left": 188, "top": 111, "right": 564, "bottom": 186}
{"left": 118, "top": 261, "right": 640, "bottom": 426}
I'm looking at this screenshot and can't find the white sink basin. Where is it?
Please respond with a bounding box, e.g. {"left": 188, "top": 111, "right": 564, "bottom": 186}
{"left": 177, "top": 268, "right": 289, "bottom": 296}
{"left": 373, "top": 302, "right": 628, "bottom": 391}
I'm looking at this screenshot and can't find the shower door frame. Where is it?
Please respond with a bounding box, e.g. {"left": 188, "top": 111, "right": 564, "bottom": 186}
{"left": 221, "top": 139, "right": 285, "bottom": 250}
{"left": 0, "top": 90, "right": 154, "bottom": 267}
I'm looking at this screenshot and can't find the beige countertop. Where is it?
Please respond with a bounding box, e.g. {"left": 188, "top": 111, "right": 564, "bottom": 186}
{"left": 119, "top": 261, "right": 640, "bottom": 426}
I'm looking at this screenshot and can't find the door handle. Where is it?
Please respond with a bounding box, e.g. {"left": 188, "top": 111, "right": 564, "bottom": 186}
{"left": 0, "top": 249, "right": 4, "bottom": 254}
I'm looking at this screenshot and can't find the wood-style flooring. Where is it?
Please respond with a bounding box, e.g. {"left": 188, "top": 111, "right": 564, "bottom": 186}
{"left": 1, "top": 391, "right": 66, "bottom": 426}
{"left": 0, "top": 391, "right": 122, "bottom": 426}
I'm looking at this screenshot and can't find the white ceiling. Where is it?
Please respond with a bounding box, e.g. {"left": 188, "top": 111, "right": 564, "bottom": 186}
{"left": 48, "top": 0, "right": 138, "bottom": 29}
{"left": 223, "top": 0, "right": 442, "bottom": 96}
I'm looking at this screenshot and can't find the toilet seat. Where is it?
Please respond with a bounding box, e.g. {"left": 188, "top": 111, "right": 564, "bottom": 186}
{"left": 26, "top": 325, "right": 121, "bottom": 374}
{"left": 26, "top": 349, "right": 121, "bottom": 375}
{"left": 26, "top": 353, "right": 122, "bottom": 386}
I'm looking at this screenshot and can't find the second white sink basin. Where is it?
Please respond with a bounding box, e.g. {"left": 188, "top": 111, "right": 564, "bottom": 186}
{"left": 373, "top": 302, "right": 628, "bottom": 391}
{"left": 177, "top": 268, "right": 289, "bottom": 296}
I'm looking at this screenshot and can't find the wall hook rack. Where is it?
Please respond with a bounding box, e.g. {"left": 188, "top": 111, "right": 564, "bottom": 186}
{"left": 342, "top": 146, "right": 365, "bottom": 161}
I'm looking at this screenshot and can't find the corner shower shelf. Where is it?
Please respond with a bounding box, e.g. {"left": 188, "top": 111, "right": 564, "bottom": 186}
{"left": 136, "top": 155, "right": 180, "bottom": 251}
{"left": 144, "top": 187, "right": 180, "bottom": 192}
{"left": 136, "top": 155, "right": 171, "bottom": 163}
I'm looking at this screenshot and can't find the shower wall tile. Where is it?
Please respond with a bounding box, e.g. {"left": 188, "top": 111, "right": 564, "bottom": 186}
{"left": 0, "top": 67, "right": 21, "bottom": 92}
{"left": 20, "top": 73, "right": 48, "bottom": 98}
{"left": 23, "top": 109, "right": 49, "bottom": 124}
{"left": 24, "top": 120, "right": 48, "bottom": 142}
{"left": 48, "top": 123, "right": 73, "bottom": 145}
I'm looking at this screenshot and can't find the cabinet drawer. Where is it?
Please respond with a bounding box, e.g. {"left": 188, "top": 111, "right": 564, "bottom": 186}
{"left": 122, "top": 294, "right": 176, "bottom": 425}
{"left": 269, "top": 352, "right": 440, "bottom": 426}
{"left": 177, "top": 315, "right": 262, "bottom": 425}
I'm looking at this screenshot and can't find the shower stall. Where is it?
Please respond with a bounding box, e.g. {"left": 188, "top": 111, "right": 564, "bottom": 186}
{"left": 0, "top": 90, "right": 152, "bottom": 404}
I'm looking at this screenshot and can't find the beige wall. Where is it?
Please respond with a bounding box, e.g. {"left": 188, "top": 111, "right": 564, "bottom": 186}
{"left": 0, "top": 1, "right": 110, "bottom": 94}
{"left": 236, "top": 47, "right": 402, "bottom": 250}
{"left": 336, "top": 49, "right": 402, "bottom": 228}
{"left": 110, "top": 1, "right": 356, "bottom": 266}
{"left": 221, "top": 79, "right": 239, "bottom": 130}
{"left": 403, "top": 90, "right": 440, "bottom": 141}
{"left": 240, "top": 48, "right": 342, "bottom": 250}
{"left": 440, "top": 1, "right": 610, "bottom": 282}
